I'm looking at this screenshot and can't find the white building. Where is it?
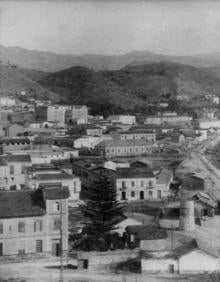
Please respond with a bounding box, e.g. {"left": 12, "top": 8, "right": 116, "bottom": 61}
{"left": 73, "top": 136, "right": 103, "bottom": 149}
{"left": 107, "top": 115, "right": 136, "bottom": 125}
{"left": 199, "top": 119, "right": 220, "bottom": 129}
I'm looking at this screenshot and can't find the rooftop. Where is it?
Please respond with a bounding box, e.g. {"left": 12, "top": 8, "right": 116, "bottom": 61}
{"left": 4, "top": 154, "right": 31, "bottom": 163}
{"left": 116, "top": 168, "right": 155, "bottom": 179}
{"left": 33, "top": 173, "right": 74, "bottom": 181}
{"left": 126, "top": 225, "right": 168, "bottom": 240}
{"left": 98, "top": 139, "right": 153, "bottom": 147}
{"left": 0, "top": 190, "right": 45, "bottom": 219}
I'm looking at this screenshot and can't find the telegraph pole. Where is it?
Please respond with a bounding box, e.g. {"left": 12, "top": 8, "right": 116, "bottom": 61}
{"left": 59, "top": 189, "right": 64, "bottom": 282}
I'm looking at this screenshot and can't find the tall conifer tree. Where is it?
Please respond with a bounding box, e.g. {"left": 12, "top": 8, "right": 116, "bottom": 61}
{"left": 81, "top": 175, "right": 124, "bottom": 239}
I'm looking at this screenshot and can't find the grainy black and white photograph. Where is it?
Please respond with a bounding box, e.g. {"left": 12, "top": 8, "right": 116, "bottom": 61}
{"left": 1, "top": 0, "right": 220, "bottom": 281}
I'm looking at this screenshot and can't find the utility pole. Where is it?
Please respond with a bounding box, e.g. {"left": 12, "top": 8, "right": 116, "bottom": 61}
{"left": 59, "top": 189, "right": 64, "bottom": 282}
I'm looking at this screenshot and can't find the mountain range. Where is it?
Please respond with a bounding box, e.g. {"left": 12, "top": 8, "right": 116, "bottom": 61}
{"left": 2, "top": 45, "right": 220, "bottom": 114}
{"left": 2, "top": 45, "right": 220, "bottom": 72}
{"left": 38, "top": 62, "right": 220, "bottom": 113}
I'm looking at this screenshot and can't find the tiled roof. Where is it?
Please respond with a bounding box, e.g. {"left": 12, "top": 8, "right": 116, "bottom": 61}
{"left": 0, "top": 138, "right": 30, "bottom": 145}
{"left": 116, "top": 168, "right": 154, "bottom": 179}
{"left": 4, "top": 154, "right": 31, "bottom": 163}
{"left": 0, "top": 190, "right": 45, "bottom": 219}
{"left": 126, "top": 225, "right": 168, "bottom": 240}
{"left": 156, "top": 168, "right": 173, "bottom": 185}
{"left": 34, "top": 173, "right": 74, "bottom": 180}
{"left": 98, "top": 139, "right": 153, "bottom": 147}
{"left": 42, "top": 186, "right": 70, "bottom": 200}
{"left": 173, "top": 239, "right": 219, "bottom": 259}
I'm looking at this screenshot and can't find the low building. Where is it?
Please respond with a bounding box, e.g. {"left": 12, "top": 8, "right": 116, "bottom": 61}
{"left": 126, "top": 225, "right": 168, "bottom": 251}
{"left": 95, "top": 139, "right": 153, "bottom": 157}
{"left": 0, "top": 186, "right": 69, "bottom": 256}
{"left": 86, "top": 127, "right": 103, "bottom": 136}
{"left": 141, "top": 239, "right": 220, "bottom": 274}
{"left": 144, "top": 114, "right": 192, "bottom": 126}
{"left": 199, "top": 119, "right": 220, "bottom": 129}
{"left": 73, "top": 136, "right": 103, "bottom": 149}
{"left": 107, "top": 115, "right": 136, "bottom": 125}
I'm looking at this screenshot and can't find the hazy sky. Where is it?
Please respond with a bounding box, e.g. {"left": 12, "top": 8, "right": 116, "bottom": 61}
{"left": 1, "top": 0, "right": 220, "bottom": 56}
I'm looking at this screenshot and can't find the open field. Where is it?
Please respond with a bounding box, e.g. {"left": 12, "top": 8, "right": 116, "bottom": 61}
{"left": 0, "top": 259, "right": 217, "bottom": 282}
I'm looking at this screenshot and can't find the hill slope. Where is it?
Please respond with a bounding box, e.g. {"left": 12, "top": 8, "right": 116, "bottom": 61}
{"left": 38, "top": 62, "right": 220, "bottom": 112}
{"left": 0, "top": 63, "right": 58, "bottom": 100}
{"left": 3, "top": 45, "right": 220, "bottom": 72}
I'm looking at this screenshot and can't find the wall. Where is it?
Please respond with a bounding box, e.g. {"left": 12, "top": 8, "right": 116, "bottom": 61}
{"left": 179, "top": 250, "right": 219, "bottom": 274}
{"left": 140, "top": 239, "right": 167, "bottom": 251}
{"left": 77, "top": 249, "right": 139, "bottom": 270}
{"left": 141, "top": 257, "right": 177, "bottom": 273}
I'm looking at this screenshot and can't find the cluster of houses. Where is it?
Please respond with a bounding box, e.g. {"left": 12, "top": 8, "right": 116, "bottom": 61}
{"left": 1, "top": 95, "right": 220, "bottom": 275}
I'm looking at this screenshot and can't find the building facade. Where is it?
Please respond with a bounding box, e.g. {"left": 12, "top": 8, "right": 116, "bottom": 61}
{"left": 0, "top": 187, "right": 69, "bottom": 256}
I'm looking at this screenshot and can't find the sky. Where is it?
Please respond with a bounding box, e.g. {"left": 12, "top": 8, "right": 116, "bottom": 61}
{"left": 1, "top": 0, "right": 220, "bottom": 56}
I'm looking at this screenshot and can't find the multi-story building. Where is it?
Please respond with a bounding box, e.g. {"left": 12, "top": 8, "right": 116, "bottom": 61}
{"left": 115, "top": 167, "right": 173, "bottom": 202}
{"left": 47, "top": 105, "right": 71, "bottom": 123}
{"left": 115, "top": 169, "right": 156, "bottom": 201}
{"left": 71, "top": 105, "right": 88, "bottom": 124}
{"left": 95, "top": 139, "right": 153, "bottom": 157}
{"left": 111, "top": 130, "right": 156, "bottom": 142}
{"left": 27, "top": 170, "right": 81, "bottom": 207}
{"left": 107, "top": 115, "right": 136, "bottom": 125}
{"left": 0, "top": 186, "right": 69, "bottom": 256}
{"left": 0, "top": 154, "right": 32, "bottom": 190}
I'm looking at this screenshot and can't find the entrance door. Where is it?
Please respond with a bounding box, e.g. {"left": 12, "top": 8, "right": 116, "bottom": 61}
{"left": 52, "top": 241, "right": 60, "bottom": 256}
{"left": 36, "top": 240, "right": 43, "bottom": 253}
{"left": 169, "top": 264, "right": 174, "bottom": 274}
{"left": 0, "top": 243, "right": 3, "bottom": 256}
{"left": 140, "top": 191, "right": 144, "bottom": 200}
{"left": 157, "top": 190, "right": 162, "bottom": 199}
{"left": 121, "top": 191, "right": 126, "bottom": 200}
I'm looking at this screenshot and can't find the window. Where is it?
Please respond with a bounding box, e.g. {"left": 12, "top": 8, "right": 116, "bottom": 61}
{"left": 149, "top": 191, "right": 153, "bottom": 198}
{"left": 0, "top": 223, "right": 3, "bottom": 234}
{"left": 131, "top": 191, "right": 135, "bottom": 198}
{"left": 149, "top": 180, "right": 153, "bottom": 188}
{"left": 131, "top": 181, "right": 135, "bottom": 187}
{"left": 53, "top": 218, "right": 61, "bottom": 230}
{"left": 10, "top": 165, "right": 14, "bottom": 175}
{"left": 36, "top": 240, "right": 43, "bottom": 253}
{"left": 122, "top": 181, "right": 126, "bottom": 189}
{"left": 54, "top": 201, "right": 60, "bottom": 212}
{"left": 140, "top": 180, "right": 144, "bottom": 187}
{"left": 34, "top": 220, "right": 43, "bottom": 232}
{"left": 73, "top": 182, "right": 77, "bottom": 193}
{"left": 18, "top": 222, "right": 25, "bottom": 233}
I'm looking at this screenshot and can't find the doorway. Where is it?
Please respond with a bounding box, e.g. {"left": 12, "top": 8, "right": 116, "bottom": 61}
{"left": 140, "top": 191, "right": 144, "bottom": 200}
{"left": 168, "top": 264, "right": 174, "bottom": 274}
{"left": 52, "top": 240, "right": 60, "bottom": 256}
{"left": 0, "top": 243, "right": 3, "bottom": 256}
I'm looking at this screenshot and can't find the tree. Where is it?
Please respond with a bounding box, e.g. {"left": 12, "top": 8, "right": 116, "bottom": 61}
{"left": 81, "top": 175, "right": 124, "bottom": 242}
